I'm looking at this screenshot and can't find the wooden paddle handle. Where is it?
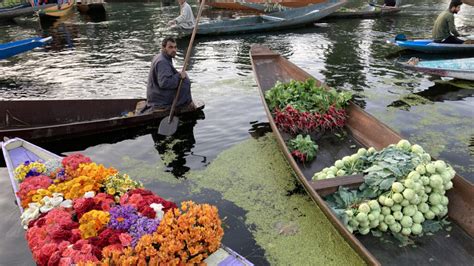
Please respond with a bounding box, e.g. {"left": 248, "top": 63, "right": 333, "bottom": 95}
{"left": 168, "top": 0, "right": 206, "bottom": 121}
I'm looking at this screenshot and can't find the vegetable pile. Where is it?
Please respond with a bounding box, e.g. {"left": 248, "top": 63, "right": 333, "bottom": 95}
{"left": 316, "top": 140, "right": 455, "bottom": 241}
{"left": 265, "top": 79, "right": 352, "bottom": 163}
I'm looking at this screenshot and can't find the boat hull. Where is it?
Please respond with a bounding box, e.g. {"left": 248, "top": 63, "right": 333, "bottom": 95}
{"left": 403, "top": 58, "right": 474, "bottom": 81}
{"left": 207, "top": 0, "right": 326, "bottom": 10}
{"left": 392, "top": 39, "right": 474, "bottom": 54}
{"left": 0, "top": 99, "right": 204, "bottom": 142}
{"left": 181, "top": 0, "right": 346, "bottom": 36}
{"left": 0, "top": 37, "right": 52, "bottom": 60}
{"left": 38, "top": 0, "right": 75, "bottom": 18}
{"left": 250, "top": 45, "right": 474, "bottom": 265}
{"left": 0, "top": 3, "right": 56, "bottom": 20}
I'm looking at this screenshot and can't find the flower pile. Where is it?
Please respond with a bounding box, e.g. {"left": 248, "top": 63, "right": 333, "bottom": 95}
{"left": 14, "top": 153, "right": 224, "bottom": 265}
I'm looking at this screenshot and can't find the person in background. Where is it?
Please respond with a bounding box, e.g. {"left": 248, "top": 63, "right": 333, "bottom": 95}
{"left": 168, "top": 0, "right": 195, "bottom": 30}
{"left": 145, "top": 37, "right": 193, "bottom": 112}
{"left": 432, "top": 0, "right": 464, "bottom": 44}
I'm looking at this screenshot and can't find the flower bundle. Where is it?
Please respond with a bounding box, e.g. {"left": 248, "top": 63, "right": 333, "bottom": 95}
{"left": 101, "top": 201, "right": 224, "bottom": 265}
{"left": 103, "top": 173, "right": 143, "bottom": 198}
{"left": 14, "top": 153, "right": 224, "bottom": 266}
{"left": 14, "top": 161, "right": 46, "bottom": 182}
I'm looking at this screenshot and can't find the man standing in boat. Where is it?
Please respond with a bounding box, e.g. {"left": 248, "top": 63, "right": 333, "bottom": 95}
{"left": 432, "top": 0, "right": 464, "bottom": 44}
{"left": 144, "top": 37, "right": 193, "bottom": 112}
{"left": 168, "top": 0, "right": 195, "bottom": 30}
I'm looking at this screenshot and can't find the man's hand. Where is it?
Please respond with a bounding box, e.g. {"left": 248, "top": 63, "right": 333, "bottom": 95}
{"left": 168, "top": 20, "right": 176, "bottom": 26}
{"left": 180, "top": 71, "right": 187, "bottom": 79}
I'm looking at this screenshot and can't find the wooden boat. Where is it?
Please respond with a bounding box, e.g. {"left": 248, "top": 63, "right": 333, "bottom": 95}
{"left": 462, "top": 0, "right": 474, "bottom": 6}
{"left": 0, "top": 137, "right": 253, "bottom": 266}
{"left": 0, "top": 2, "right": 56, "bottom": 21}
{"left": 401, "top": 57, "right": 474, "bottom": 81}
{"left": 0, "top": 36, "right": 52, "bottom": 60}
{"left": 388, "top": 34, "right": 474, "bottom": 54}
{"left": 250, "top": 45, "right": 474, "bottom": 265}
{"left": 179, "top": 0, "right": 346, "bottom": 36}
{"left": 38, "top": 0, "right": 75, "bottom": 18}
{"left": 0, "top": 99, "right": 204, "bottom": 142}
{"left": 206, "top": 0, "right": 326, "bottom": 11}
{"left": 76, "top": 0, "right": 105, "bottom": 13}
{"left": 324, "top": 4, "right": 401, "bottom": 19}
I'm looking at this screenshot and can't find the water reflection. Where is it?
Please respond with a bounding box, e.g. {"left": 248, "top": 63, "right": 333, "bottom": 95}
{"left": 388, "top": 80, "right": 474, "bottom": 110}
{"left": 152, "top": 111, "right": 206, "bottom": 178}
{"left": 40, "top": 16, "right": 79, "bottom": 51}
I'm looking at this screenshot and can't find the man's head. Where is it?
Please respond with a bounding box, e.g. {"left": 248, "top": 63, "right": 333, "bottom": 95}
{"left": 449, "top": 0, "right": 462, "bottom": 13}
{"left": 161, "top": 37, "right": 177, "bottom": 58}
{"left": 177, "top": 0, "right": 186, "bottom": 5}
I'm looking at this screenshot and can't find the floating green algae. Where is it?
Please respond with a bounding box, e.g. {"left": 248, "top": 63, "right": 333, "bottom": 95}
{"left": 188, "top": 134, "right": 365, "bottom": 265}
{"left": 160, "top": 138, "right": 183, "bottom": 165}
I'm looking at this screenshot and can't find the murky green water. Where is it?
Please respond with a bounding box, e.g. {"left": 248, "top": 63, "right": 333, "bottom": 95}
{"left": 0, "top": 0, "right": 473, "bottom": 264}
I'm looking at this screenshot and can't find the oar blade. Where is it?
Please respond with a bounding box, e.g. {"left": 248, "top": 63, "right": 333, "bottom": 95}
{"left": 158, "top": 116, "right": 179, "bottom": 136}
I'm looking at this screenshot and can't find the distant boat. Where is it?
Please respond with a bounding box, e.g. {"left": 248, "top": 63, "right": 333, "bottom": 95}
{"left": 206, "top": 0, "right": 326, "bottom": 11}
{"left": 388, "top": 34, "right": 474, "bottom": 54}
{"left": 76, "top": 0, "right": 105, "bottom": 13}
{"left": 0, "top": 2, "right": 56, "bottom": 21}
{"left": 401, "top": 57, "right": 474, "bottom": 81}
{"left": 0, "top": 36, "right": 52, "bottom": 60}
{"left": 462, "top": 0, "right": 474, "bottom": 6}
{"left": 178, "top": 0, "right": 346, "bottom": 36}
{"left": 38, "top": 0, "right": 75, "bottom": 18}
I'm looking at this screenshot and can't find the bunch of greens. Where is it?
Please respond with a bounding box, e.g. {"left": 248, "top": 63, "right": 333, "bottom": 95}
{"left": 265, "top": 79, "right": 352, "bottom": 114}
{"left": 288, "top": 134, "right": 318, "bottom": 163}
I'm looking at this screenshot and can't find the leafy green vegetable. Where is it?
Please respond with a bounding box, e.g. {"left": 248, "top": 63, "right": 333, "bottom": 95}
{"left": 265, "top": 79, "right": 352, "bottom": 113}
{"left": 288, "top": 135, "right": 318, "bottom": 162}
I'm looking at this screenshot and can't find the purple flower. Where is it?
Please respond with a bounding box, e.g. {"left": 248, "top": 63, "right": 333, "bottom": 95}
{"left": 108, "top": 205, "right": 139, "bottom": 231}
{"left": 129, "top": 216, "right": 160, "bottom": 247}
{"left": 25, "top": 168, "right": 42, "bottom": 178}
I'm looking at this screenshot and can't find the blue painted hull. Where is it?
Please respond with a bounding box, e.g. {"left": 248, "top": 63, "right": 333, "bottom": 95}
{"left": 0, "top": 37, "right": 52, "bottom": 60}
{"left": 393, "top": 39, "right": 474, "bottom": 54}
{"left": 403, "top": 57, "right": 474, "bottom": 81}
{"left": 180, "top": 0, "right": 346, "bottom": 36}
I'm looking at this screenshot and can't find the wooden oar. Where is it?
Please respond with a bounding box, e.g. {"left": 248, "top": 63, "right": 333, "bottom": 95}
{"left": 158, "top": 0, "right": 206, "bottom": 136}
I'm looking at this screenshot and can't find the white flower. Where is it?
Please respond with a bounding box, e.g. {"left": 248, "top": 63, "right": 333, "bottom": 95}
{"left": 150, "top": 203, "right": 164, "bottom": 220}
{"left": 84, "top": 191, "right": 95, "bottom": 198}
{"left": 60, "top": 200, "right": 73, "bottom": 208}
{"left": 21, "top": 203, "right": 41, "bottom": 229}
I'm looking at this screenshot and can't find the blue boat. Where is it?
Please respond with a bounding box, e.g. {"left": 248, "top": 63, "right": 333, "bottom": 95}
{"left": 178, "top": 0, "right": 346, "bottom": 36}
{"left": 388, "top": 34, "right": 474, "bottom": 54}
{"left": 401, "top": 57, "right": 474, "bottom": 81}
{"left": 0, "top": 36, "right": 52, "bottom": 60}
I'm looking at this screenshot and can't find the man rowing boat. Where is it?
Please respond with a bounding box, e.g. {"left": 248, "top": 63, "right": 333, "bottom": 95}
{"left": 144, "top": 37, "right": 193, "bottom": 112}
{"left": 168, "top": 0, "right": 195, "bottom": 30}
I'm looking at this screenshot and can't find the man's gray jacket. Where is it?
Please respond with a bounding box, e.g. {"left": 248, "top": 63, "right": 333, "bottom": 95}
{"left": 146, "top": 52, "right": 192, "bottom": 109}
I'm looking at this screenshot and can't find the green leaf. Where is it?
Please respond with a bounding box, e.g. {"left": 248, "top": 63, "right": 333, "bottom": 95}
{"left": 379, "top": 177, "right": 396, "bottom": 191}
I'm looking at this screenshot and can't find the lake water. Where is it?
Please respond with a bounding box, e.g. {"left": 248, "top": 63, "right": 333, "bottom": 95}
{"left": 0, "top": 0, "right": 473, "bottom": 265}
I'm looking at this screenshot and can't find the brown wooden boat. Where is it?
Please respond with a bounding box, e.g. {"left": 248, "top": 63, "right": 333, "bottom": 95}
{"left": 462, "top": 0, "right": 474, "bottom": 6}
{"left": 206, "top": 0, "right": 326, "bottom": 11}
{"left": 250, "top": 45, "right": 474, "bottom": 265}
{"left": 0, "top": 99, "right": 204, "bottom": 142}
